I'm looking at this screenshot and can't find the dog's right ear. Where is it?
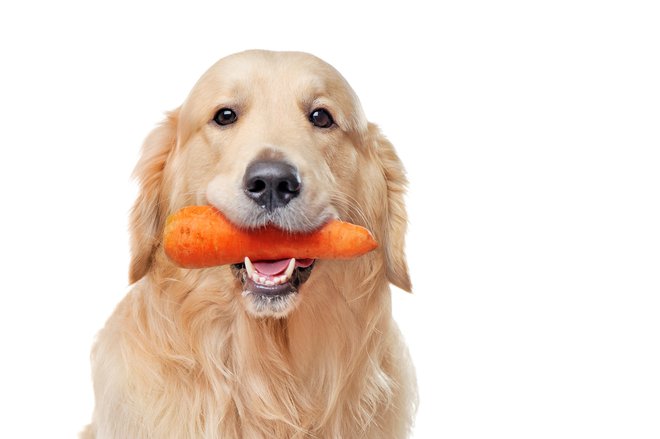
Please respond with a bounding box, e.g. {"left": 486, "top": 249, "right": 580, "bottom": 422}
{"left": 128, "top": 110, "right": 179, "bottom": 284}
{"left": 367, "top": 124, "right": 412, "bottom": 293}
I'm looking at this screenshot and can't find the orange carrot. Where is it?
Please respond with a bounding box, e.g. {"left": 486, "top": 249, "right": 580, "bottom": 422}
{"left": 163, "top": 205, "right": 378, "bottom": 268}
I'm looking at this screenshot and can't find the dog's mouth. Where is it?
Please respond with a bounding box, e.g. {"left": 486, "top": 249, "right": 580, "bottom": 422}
{"left": 231, "top": 257, "right": 315, "bottom": 316}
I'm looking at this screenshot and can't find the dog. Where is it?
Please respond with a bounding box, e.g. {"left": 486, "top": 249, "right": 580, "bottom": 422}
{"left": 83, "top": 50, "right": 416, "bottom": 438}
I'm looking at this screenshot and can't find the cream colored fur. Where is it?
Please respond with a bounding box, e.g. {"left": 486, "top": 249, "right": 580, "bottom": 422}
{"left": 83, "top": 50, "right": 416, "bottom": 438}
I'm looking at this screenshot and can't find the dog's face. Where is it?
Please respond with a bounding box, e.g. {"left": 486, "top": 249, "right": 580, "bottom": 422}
{"left": 129, "top": 50, "right": 410, "bottom": 318}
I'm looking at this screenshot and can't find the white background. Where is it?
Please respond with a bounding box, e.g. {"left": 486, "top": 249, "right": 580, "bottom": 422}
{"left": 1, "top": 1, "right": 658, "bottom": 438}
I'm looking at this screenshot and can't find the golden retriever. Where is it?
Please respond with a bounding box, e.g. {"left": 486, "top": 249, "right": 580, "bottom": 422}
{"left": 83, "top": 50, "right": 416, "bottom": 438}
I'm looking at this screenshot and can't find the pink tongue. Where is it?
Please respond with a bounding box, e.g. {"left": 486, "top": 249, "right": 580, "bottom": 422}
{"left": 252, "top": 258, "right": 315, "bottom": 275}
{"left": 296, "top": 258, "right": 314, "bottom": 268}
{"left": 253, "top": 259, "right": 291, "bottom": 275}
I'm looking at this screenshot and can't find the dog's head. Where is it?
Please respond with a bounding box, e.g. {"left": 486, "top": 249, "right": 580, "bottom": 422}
{"left": 129, "top": 50, "right": 410, "bottom": 318}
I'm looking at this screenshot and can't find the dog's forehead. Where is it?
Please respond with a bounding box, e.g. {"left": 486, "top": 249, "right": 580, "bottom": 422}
{"left": 179, "top": 50, "right": 366, "bottom": 137}
{"left": 192, "top": 51, "right": 343, "bottom": 99}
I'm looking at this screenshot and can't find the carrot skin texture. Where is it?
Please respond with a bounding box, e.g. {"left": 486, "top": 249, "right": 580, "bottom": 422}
{"left": 163, "top": 206, "right": 378, "bottom": 268}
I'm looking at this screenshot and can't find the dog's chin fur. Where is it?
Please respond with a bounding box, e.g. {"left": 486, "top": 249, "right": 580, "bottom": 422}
{"left": 83, "top": 50, "right": 417, "bottom": 439}
{"left": 242, "top": 290, "right": 299, "bottom": 318}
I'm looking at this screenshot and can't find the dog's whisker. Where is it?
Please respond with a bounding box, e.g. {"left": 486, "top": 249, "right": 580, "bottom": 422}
{"left": 329, "top": 191, "right": 371, "bottom": 227}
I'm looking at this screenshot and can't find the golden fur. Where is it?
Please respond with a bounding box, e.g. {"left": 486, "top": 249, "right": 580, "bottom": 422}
{"left": 84, "top": 50, "right": 416, "bottom": 438}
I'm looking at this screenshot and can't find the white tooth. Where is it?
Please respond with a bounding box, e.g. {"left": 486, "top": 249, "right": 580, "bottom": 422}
{"left": 283, "top": 258, "right": 296, "bottom": 282}
{"left": 244, "top": 257, "right": 255, "bottom": 278}
{"left": 259, "top": 276, "right": 266, "bottom": 284}
{"left": 251, "top": 272, "right": 260, "bottom": 283}
{"left": 265, "top": 280, "right": 275, "bottom": 286}
{"left": 274, "top": 275, "right": 285, "bottom": 285}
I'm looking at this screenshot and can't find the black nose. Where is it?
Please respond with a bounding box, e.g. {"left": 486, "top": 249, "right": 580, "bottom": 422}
{"left": 243, "top": 160, "right": 301, "bottom": 211}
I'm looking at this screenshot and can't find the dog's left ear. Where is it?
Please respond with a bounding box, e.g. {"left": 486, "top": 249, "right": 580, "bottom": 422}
{"left": 128, "top": 109, "right": 179, "bottom": 284}
{"left": 368, "top": 124, "right": 412, "bottom": 292}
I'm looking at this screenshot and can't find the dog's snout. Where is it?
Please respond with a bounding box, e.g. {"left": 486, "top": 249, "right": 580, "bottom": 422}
{"left": 243, "top": 160, "right": 301, "bottom": 211}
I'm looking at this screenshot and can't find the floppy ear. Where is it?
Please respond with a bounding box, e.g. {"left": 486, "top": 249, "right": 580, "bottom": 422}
{"left": 368, "top": 124, "right": 412, "bottom": 292}
{"left": 128, "top": 110, "right": 179, "bottom": 283}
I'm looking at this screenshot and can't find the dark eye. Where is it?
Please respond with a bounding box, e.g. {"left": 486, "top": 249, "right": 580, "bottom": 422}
{"left": 309, "top": 108, "right": 334, "bottom": 128}
{"left": 213, "top": 108, "right": 237, "bottom": 126}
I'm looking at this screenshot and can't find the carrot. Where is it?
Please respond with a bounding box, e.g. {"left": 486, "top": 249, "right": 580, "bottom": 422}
{"left": 163, "top": 205, "right": 378, "bottom": 268}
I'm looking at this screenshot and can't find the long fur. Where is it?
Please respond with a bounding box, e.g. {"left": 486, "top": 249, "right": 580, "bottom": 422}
{"left": 84, "top": 51, "right": 416, "bottom": 439}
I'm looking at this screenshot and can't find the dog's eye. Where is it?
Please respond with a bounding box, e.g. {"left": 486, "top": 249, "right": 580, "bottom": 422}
{"left": 309, "top": 108, "right": 334, "bottom": 128}
{"left": 213, "top": 108, "right": 238, "bottom": 126}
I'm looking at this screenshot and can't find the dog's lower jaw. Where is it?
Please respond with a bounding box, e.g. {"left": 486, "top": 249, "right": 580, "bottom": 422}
{"left": 232, "top": 261, "right": 314, "bottom": 318}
